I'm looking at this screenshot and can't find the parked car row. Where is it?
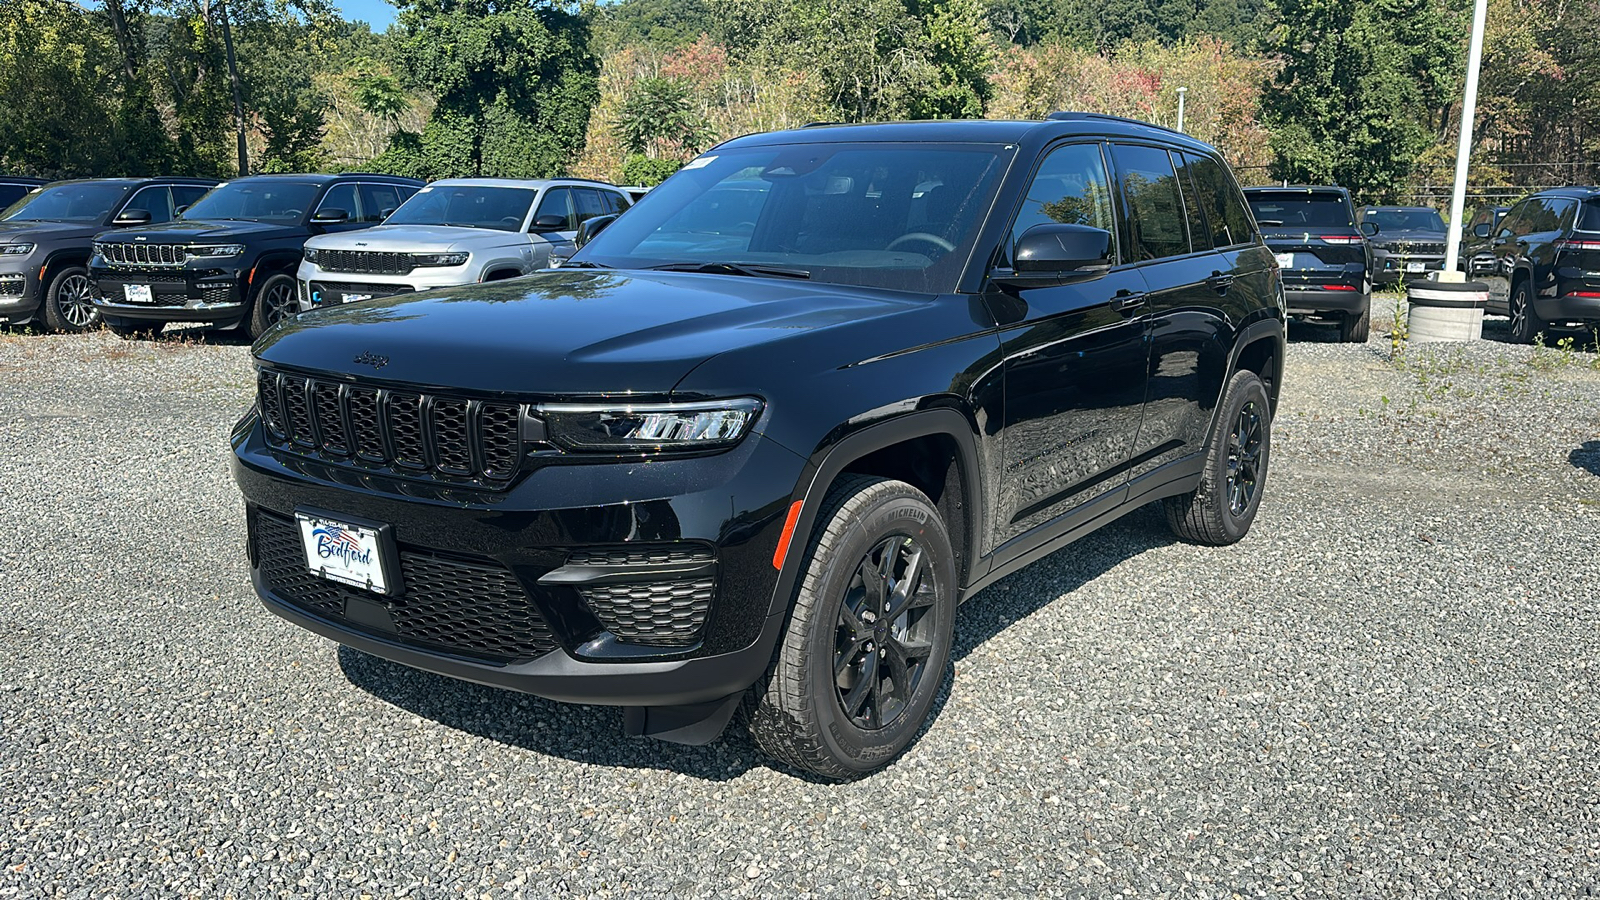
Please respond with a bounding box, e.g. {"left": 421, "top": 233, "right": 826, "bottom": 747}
{"left": 0, "top": 172, "right": 635, "bottom": 338}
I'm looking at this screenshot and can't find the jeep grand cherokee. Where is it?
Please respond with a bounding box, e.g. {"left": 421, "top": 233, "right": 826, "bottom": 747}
{"left": 231, "top": 115, "right": 1286, "bottom": 778}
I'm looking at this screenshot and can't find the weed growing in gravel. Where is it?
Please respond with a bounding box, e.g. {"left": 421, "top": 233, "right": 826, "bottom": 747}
{"left": 1388, "top": 294, "right": 1409, "bottom": 359}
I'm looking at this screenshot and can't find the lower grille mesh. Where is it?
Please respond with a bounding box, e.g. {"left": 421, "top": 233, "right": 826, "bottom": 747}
{"left": 253, "top": 510, "right": 558, "bottom": 663}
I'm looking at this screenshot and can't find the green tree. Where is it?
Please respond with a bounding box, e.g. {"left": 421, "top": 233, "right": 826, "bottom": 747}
{"left": 1262, "top": 0, "right": 1462, "bottom": 201}
{"left": 377, "top": 0, "right": 598, "bottom": 179}
{"left": 614, "top": 76, "right": 710, "bottom": 155}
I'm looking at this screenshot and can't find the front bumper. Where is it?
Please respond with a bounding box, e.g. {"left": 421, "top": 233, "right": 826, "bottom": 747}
{"left": 232, "top": 412, "right": 807, "bottom": 707}
{"left": 1374, "top": 249, "right": 1446, "bottom": 282}
{"left": 296, "top": 261, "right": 465, "bottom": 312}
{"left": 0, "top": 261, "right": 42, "bottom": 323}
{"left": 89, "top": 266, "right": 247, "bottom": 324}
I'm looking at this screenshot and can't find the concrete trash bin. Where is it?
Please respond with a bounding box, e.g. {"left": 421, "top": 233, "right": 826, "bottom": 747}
{"left": 1407, "top": 278, "right": 1488, "bottom": 343}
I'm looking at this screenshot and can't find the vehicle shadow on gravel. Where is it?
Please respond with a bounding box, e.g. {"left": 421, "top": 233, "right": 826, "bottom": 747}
{"left": 1571, "top": 441, "right": 1600, "bottom": 478}
{"left": 336, "top": 505, "right": 1176, "bottom": 781}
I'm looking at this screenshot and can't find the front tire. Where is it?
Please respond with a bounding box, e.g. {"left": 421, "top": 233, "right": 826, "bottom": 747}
{"left": 748, "top": 476, "right": 956, "bottom": 780}
{"left": 247, "top": 273, "right": 298, "bottom": 339}
{"left": 40, "top": 266, "right": 101, "bottom": 333}
{"left": 1508, "top": 278, "right": 1543, "bottom": 344}
{"left": 1164, "top": 369, "right": 1272, "bottom": 546}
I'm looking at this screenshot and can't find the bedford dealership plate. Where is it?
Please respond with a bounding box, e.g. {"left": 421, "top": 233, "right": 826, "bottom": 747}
{"left": 1274, "top": 252, "right": 1293, "bottom": 269}
{"left": 124, "top": 283, "right": 154, "bottom": 304}
{"left": 296, "top": 512, "right": 390, "bottom": 594}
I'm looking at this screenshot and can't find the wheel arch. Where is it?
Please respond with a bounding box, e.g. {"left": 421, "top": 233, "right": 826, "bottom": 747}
{"left": 39, "top": 248, "right": 91, "bottom": 283}
{"left": 764, "top": 407, "right": 985, "bottom": 620}
{"left": 482, "top": 267, "right": 523, "bottom": 282}
{"left": 1225, "top": 317, "right": 1284, "bottom": 413}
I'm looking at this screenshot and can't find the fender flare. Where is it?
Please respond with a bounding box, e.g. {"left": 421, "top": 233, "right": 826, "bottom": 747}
{"left": 763, "top": 406, "right": 985, "bottom": 620}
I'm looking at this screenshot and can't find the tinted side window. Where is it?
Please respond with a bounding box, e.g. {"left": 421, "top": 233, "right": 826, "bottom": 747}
{"left": 1500, "top": 202, "right": 1535, "bottom": 237}
{"left": 0, "top": 184, "right": 33, "bottom": 208}
{"left": 1008, "top": 142, "right": 1116, "bottom": 263}
{"left": 574, "top": 189, "right": 608, "bottom": 225}
{"left": 123, "top": 186, "right": 174, "bottom": 224}
{"left": 1111, "top": 143, "right": 1189, "bottom": 261}
{"left": 1173, "top": 154, "right": 1213, "bottom": 252}
{"left": 1579, "top": 200, "right": 1600, "bottom": 233}
{"left": 1533, "top": 198, "right": 1576, "bottom": 232}
{"left": 534, "top": 188, "right": 574, "bottom": 230}
{"left": 602, "top": 191, "right": 628, "bottom": 215}
{"left": 172, "top": 185, "right": 209, "bottom": 211}
{"left": 359, "top": 184, "right": 404, "bottom": 223}
{"left": 316, "top": 183, "right": 360, "bottom": 220}
{"left": 1186, "top": 155, "right": 1255, "bottom": 247}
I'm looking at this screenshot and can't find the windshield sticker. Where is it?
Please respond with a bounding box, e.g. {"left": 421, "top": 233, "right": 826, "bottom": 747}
{"left": 682, "top": 155, "right": 716, "bottom": 170}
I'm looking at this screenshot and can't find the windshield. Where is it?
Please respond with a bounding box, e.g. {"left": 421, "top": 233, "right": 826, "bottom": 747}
{"left": 384, "top": 185, "right": 537, "bottom": 231}
{"left": 571, "top": 142, "right": 1014, "bottom": 292}
{"left": 1, "top": 182, "right": 129, "bottom": 223}
{"left": 1247, "top": 193, "right": 1353, "bottom": 229}
{"left": 1363, "top": 208, "right": 1445, "bottom": 232}
{"left": 182, "top": 181, "right": 321, "bottom": 224}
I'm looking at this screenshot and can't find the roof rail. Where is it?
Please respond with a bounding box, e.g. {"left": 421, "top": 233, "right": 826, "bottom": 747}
{"left": 1046, "top": 111, "right": 1186, "bottom": 137}
{"left": 801, "top": 121, "right": 840, "bottom": 128}
{"left": 335, "top": 171, "right": 421, "bottom": 179}
{"left": 547, "top": 176, "right": 623, "bottom": 187}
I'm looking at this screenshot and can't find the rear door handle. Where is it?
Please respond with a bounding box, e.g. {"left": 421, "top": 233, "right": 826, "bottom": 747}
{"left": 1206, "top": 272, "right": 1235, "bottom": 294}
{"left": 1112, "top": 291, "right": 1148, "bottom": 313}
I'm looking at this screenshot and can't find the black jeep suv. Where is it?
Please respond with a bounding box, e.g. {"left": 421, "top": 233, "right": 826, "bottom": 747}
{"left": 1475, "top": 186, "right": 1600, "bottom": 342}
{"left": 0, "top": 177, "right": 217, "bottom": 331}
{"left": 231, "top": 115, "right": 1285, "bottom": 778}
{"left": 1359, "top": 205, "right": 1448, "bottom": 285}
{"left": 90, "top": 173, "right": 422, "bottom": 339}
{"left": 1244, "top": 186, "right": 1374, "bottom": 342}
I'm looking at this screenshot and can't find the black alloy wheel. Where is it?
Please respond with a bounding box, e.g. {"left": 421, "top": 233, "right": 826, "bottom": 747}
{"left": 1509, "top": 279, "right": 1543, "bottom": 344}
{"left": 1225, "top": 399, "right": 1265, "bottom": 517}
{"left": 248, "top": 273, "right": 299, "bottom": 338}
{"left": 1164, "top": 368, "right": 1272, "bottom": 546}
{"left": 41, "top": 267, "right": 101, "bottom": 332}
{"left": 833, "top": 534, "right": 938, "bottom": 731}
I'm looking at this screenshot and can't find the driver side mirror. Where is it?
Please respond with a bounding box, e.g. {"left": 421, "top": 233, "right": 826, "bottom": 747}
{"left": 310, "top": 208, "right": 349, "bottom": 225}
{"left": 993, "top": 223, "right": 1114, "bottom": 287}
{"left": 575, "top": 214, "right": 618, "bottom": 248}
{"left": 113, "top": 208, "right": 152, "bottom": 226}
{"left": 1360, "top": 221, "right": 1379, "bottom": 237}
{"left": 1473, "top": 223, "right": 1491, "bottom": 238}
{"left": 532, "top": 213, "right": 568, "bottom": 231}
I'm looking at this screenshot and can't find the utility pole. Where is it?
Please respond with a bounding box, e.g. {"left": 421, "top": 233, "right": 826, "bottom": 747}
{"left": 215, "top": 0, "right": 248, "bottom": 176}
{"left": 1443, "top": 0, "right": 1488, "bottom": 275}
{"left": 1176, "top": 86, "right": 1187, "bottom": 133}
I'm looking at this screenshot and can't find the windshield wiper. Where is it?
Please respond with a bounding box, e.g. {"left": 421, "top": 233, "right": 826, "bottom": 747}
{"left": 649, "top": 261, "right": 811, "bottom": 280}
{"left": 1256, "top": 219, "right": 1285, "bottom": 226}
{"left": 559, "top": 260, "right": 611, "bottom": 269}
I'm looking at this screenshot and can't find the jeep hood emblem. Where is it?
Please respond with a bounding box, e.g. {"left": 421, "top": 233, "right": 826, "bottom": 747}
{"left": 353, "top": 351, "right": 389, "bottom": 369}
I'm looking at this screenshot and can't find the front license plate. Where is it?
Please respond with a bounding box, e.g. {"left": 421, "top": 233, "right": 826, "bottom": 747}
{"left": 340, "top": 293, "right": 373, "bottom": 304}
{"left": 1274, "top": 252, "right": 1294, "bottom": 269}
{"left": 1406, "top": 261, "right": 1426, "bottom": 273}
{"left": 297, "top": 513, "right": 390, "bottom": 594}
{"left": 124, "top": 283, "right": 153, "bottom": 304}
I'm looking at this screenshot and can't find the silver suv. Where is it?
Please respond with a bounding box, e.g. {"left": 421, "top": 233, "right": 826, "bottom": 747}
{"left": 295, "top": 178, "right": 631, "bottom": 310}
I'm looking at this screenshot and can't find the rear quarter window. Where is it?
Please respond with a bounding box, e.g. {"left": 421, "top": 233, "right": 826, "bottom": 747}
{"left": 1578, "top": 200, "right": 1600, "bottom": 233}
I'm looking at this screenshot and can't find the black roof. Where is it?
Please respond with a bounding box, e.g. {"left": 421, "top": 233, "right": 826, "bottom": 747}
{"left": 0, "top": 176, "right": 48, "bottom": 185}
{"left": 1528, "top": 186, "right": 1600, "bottom": 199}
{"left": 1243, "top": 185, "right": 1353, "bottom": 195}
{"left": 24, "top": 176, "right": 220, "bottom": 187}
{"left": 720, "top": 113, "right": 1221, "bottom": 157}
{"left": 233, "top": 172, "right": 423, "bottom": 185}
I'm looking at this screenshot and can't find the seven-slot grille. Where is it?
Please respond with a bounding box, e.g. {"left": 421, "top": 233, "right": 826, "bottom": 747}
{"left": 99, "top": 242, "right": 187, "bottom": 268}
{"left": 314, "top": 249, "right": 415, "bottom": 275}
{"left": 257, "top": 368, "right": 526, "bottom": 485}
{"left": 1391, "top": 240, "right": 1446, "bottom": 255}
{"left": 252, "top": 509, "right": 558, "bottom": 663}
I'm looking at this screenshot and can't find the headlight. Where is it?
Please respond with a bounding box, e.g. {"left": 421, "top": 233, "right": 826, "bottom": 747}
{"left": 188, "top": 243, "right": 245, "bottom": 258}
{"left": 302, "top": 247, "right": 322, "bottom": 265}
{"left": 413, "top": 251, "right": 469, "bottom": 267}
{"left": 1, "top": 243, "right": 34, "bottom": 255}
{"left": 539, "top": 398, "right": 763, "bottom": 452}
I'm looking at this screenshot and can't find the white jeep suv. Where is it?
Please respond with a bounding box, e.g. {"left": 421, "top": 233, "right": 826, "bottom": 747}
{"left": 295, "top": 178, "right": 631, "bottom": 310}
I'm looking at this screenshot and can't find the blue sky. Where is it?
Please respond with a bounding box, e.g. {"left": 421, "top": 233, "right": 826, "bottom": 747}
{"left": 336, "top": 0, "right": 397, "bottom": 30}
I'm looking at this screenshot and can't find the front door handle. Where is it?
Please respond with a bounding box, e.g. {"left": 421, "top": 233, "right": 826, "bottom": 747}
{"left": 1112, "top": 291, "right": 1148, "bottom": 313}
{"left": 1206, "top": 271, "right": 1235, "bottom": 294}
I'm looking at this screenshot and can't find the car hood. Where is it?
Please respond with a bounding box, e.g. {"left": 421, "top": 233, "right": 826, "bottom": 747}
{"left": 0, "top": 220, "right": 100, "bottom": 243}
{"left": 109, "top": 219, "right": 304, "bottom": 243}
{"left": 254, "top": 269, "right": 929, "bottom": 396}
{"left": 305, "top": 225, "right": 508, "bottom": 253}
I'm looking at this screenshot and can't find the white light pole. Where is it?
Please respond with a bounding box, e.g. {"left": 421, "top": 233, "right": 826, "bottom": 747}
{"left": 1176, "top": 86, "right": 1188, "bottom": 133}
{"left": 1443, "top": 0, "right": 1489, "bottom": 277}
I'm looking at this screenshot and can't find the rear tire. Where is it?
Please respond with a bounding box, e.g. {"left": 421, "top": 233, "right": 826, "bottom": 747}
{"left": 748, "top": 476, "right": 956, "bottom": 780}
{"left": 39, "top": 266, "right": 101, "bottom": 333}
{"left": 1509, "top": 278, "right": 1543, "bottom": 344}
{"left": 247, "top": 273, "right": 298, "bottom": 339}
{"left": 1339, "top": 296, "right": 1371, "bottom": 343}
{"left": 1164, "top": 369, "right": 1272, "bottom": 546}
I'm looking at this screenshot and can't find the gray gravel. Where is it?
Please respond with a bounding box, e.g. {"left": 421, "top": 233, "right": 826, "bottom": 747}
{"left": 2, "top": 316, "right": 1599, "bottom": 898}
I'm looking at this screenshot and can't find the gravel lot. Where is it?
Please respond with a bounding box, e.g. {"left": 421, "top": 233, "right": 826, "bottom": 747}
{"left": 2, "top": 308, "right": 1599, "bottom": 898}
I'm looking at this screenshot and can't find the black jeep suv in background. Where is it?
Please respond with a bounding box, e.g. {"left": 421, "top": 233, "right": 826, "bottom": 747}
{"left": 1478, "top": 186, "right": 1600, "bottom": 342}
{"left": 1359, "top": 205, "right": 1448, "bottom": 285}
{"left": 231, "top": 115, "right": 1285, "bottom": 778}
{"left": 90, "top": 173, "right": 422, "bottom": 339}
{"left": 1244, "top": 185, "right": 1374, "bottom": 342}
{"left": 0, "top": 177, "right": 217, "bottom": 331}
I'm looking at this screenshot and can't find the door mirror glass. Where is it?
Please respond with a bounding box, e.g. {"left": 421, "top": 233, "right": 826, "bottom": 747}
{"left": 1360, "top": 221, "right": 1379, "bottom": 237}
{"left": 533, "top": 213, "right": 568, "bottom": 230}
{"left": 575, "top": 213, "right": 618, "bottom": 248}
{"left": 1473, "top": 222, "right": 1491, "bottom": 238}
{"left": 310, "top": 208, "right": 349, "bottom": 224}
{"left": 113, "top": 208, "right": 152, "bottom": 226}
